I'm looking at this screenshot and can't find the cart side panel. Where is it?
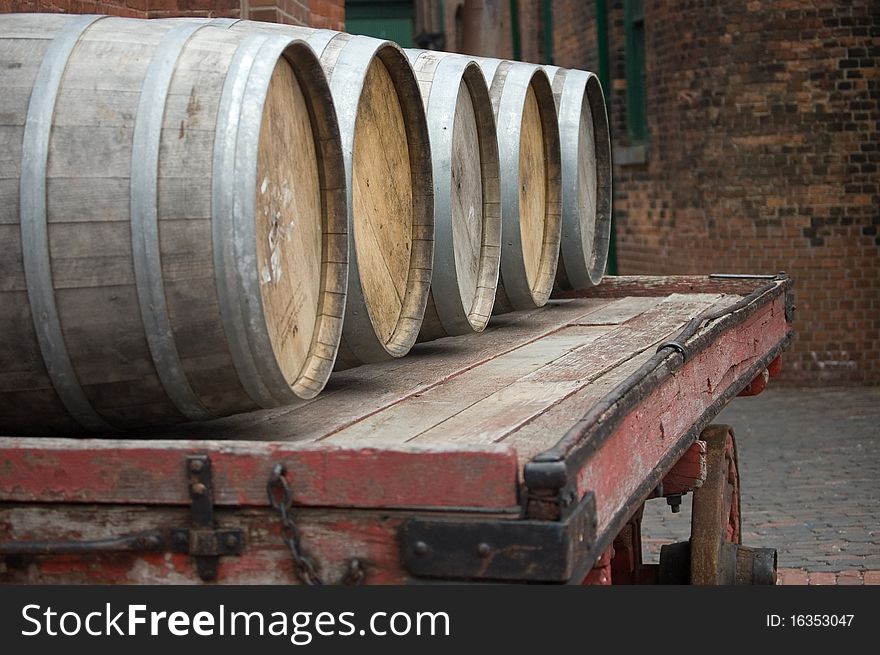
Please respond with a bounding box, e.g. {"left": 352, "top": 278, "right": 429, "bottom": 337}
{"left": 575, "top": 292, "right": 789, "bottom": 545}
{"left": 0, "top": 441, "right": 521, "bottom": 511}
{"left": 0, "top": 503, "right": 412, "bottom": 584}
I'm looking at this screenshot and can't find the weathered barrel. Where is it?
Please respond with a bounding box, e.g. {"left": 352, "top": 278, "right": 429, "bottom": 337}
{"left": 545, "top": 66, "right": 612, "bottom": 290}
{"left": 475, "top": 57, "right": 562, "bottom": 311}
{"left": 405, "top": 49, "right": 501, "bottom": 340}
{"left": 0, "top": 15, "right": 347, "bottom": 436}
{"left": 230, "top": 22, "right": 434, "bottom": 366}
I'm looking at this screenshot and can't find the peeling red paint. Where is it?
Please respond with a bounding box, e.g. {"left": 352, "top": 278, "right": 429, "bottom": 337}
{"left": 0, "top": 444, "right": 520, "bottom": 511}
{"left": 576, "top": 294, "right": 789, "bottom": 535}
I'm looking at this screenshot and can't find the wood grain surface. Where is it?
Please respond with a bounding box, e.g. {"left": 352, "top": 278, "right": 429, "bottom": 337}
{"left": 518, "top": 84, "right": 547, "bottom": 293}
{"left": 124, "top": 293, "right": 736, "bottom": 447}
{"left": 255, "top": 55, "right": 322, "bottom": 385}
{"left": 352, "top": 56, "right": 414, "bottom": 345}
{"left": 450, "top": 77, "right": 483, "bottom": 314}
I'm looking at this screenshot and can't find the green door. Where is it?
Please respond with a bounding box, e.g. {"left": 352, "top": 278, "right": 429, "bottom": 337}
{"left": 346, "top": 0, "right": 415, "bottom": 47}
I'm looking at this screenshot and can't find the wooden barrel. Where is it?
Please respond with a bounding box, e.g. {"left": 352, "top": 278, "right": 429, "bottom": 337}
{"left": 545, "top": 66, "right": 612, "bottom": 290}
{"left": 230, "top": 22, "right": 434, "bottom": 366}
{"left": 405, "top": 49, "right": 501, "bottom": 340}
{"left": 0, "top": 15, "right": 347, "bottom": 435}
{"left": 475, "top": 57, "right": 562, "bottom": 311}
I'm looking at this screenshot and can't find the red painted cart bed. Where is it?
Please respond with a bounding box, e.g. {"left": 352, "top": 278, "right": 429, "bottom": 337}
{"left": 0, "top": 275, "right": 793, "bottom": 584}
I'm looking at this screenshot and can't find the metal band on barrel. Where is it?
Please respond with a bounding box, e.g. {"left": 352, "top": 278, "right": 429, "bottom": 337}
{"left": 325, "top": 36, "right": 394, "bottom": 363}
{"left": 131, "top": 21, "right": 214, "bottom": 421}
{"left": 332, "top": 36, "right": 433, "bottom": 361}
{"left": 494, "top": 62, "right": 535, "bottom": 309}
{"left": 423, "top": 55, "right": 470, "bottom": 335}
{"left": 213, "top": 33, "right": 278, "bottom": 408}
{"left": 20, "top": 14, "right": 115, "bottom": 433}
{"left": 230, "top": 34, "right": 301, "bottom": 405}
{"left": 213, "top": 33, "right": 303, "bottom": 408}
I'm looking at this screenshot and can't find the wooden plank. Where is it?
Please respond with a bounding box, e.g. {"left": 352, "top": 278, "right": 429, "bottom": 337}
{"left": 523, "top": 293, "right": 721, "bottom": 383}
{"left": 324, "top": 295, "right": 660, "bottom": 445}
{"left": 504, "top": 347, "right": 657, "bottom": 467}
{"left": 325, "top": 326, "right": 613, "bottom": 445}
{"left": 156, "top": 297, "right": 619, "bottom": 440}
{"left": 407, "top": 293, "right": 723, "bottom": 446}
{"left": 558, "top": 274, "right": 775, "bottom": 298}
{"left": 0, "top": 438, "right": 521, "bottom": 511}
{"left": 502, "top": 295, "right": 739, "bottom": 465}
{"left": 567, "top": 294, "right": 662, "bottom": 325}
{"left": 572, "top": 292, "right": 789, "bottom": 539}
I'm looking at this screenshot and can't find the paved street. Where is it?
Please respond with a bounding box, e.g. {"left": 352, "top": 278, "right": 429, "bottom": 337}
{"left": 641, "top": 386, "right": 880, "bottom": 583}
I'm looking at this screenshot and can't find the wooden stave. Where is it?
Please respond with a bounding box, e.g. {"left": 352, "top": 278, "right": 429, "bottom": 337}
{"left": 0, "top": 15, "right": 347, "bottom": 435}
{"left": 545, "top": 66, "right": 613, "bottom": 291}
{"left": 231, "top": 22, "right": 435, "bottom": 366}
{"left": 475, "top": 57, "right": 562, "bottom": 311}
{"left": 405, "top": 49, "right": 502, "bottom": 340}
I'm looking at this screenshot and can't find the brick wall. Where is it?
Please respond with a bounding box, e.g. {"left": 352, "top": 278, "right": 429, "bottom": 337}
{"left": 552, "top": 0, "right": 597, "bottom": 72}
{"left": 0, "top": 0, "right": 344, "bottom": 29}
{"left": 597, "top": 0, "right": 879, "bottom": 386}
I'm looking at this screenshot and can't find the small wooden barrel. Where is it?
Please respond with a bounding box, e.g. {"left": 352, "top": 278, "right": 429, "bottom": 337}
{"left": 476, "top": 57, "right": 562, "bottom": 311}
{"left": 545, "top": 66, "right": 612, "bottom": 290}
{"left": 405, "top": 49, "right": 501, "bottom": 340}
{"left": 0, "top": 15, "right": 347, "bottom": 435}
{"left": 232, "top": 22, "right": 434, "bottom": 366}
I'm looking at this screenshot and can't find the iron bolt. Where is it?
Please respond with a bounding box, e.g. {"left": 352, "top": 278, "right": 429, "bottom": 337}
{"left": 191, "top": 482, "right": 207, "bottom": 496}
{"left": 476, "top": 542, "right": 492, "bottom": 558}
{"left": 667, "top": 493, "right": 683, "bottom": 513}
{"left": 172, "top": 531, "right": 188, "bottom": 546}
{"left": 189, "top": 459, "right": 204, "bottom": 473}
{"left": 413, "top": 541, "right": 429, "bottom": 556}
{"left": 224, "top": 533, "right": 239, "bottom": 548}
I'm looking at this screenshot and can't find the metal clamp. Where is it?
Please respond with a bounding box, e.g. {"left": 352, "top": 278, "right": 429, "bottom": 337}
{"left": 0, "top": 455, "right": 243, "bottom": 581}
{"left": 0, "top": 531, "right": 165, "bottom": 557}
{"left": 172, "top": 455, "right": 244, "bottom": 581}
{"left": 401, "top": 492, "right": 597, "bottom": 582}
{"left": 656, "top": 341, "right": 688, "bottom": 358}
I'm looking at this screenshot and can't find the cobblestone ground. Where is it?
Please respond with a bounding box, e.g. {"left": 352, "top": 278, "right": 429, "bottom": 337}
{"left": 640, "top": 386, "right": 880, "bottom": 584}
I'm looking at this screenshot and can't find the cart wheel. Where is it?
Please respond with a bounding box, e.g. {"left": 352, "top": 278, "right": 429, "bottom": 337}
{"left": 690, "top": 424, "right": 741, "bottom": 585}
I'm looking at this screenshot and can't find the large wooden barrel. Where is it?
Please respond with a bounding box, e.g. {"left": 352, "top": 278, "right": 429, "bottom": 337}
{"left": 545, "top": 66, "right": 612, "bottom": 290}
{"left": 475, "top": 57, "right": 562, "bottom": 312}
{"left": 0, "top": 15, "right": 347, "bottom": 435}
{"left": 230, "top": 22, "right": 434, "bottom": 366}
{"left": 405, "top": 49, "right": 501, "bottom": 340}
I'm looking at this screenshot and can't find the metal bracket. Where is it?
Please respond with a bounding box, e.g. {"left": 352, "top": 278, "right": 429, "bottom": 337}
{"left": 656, "top": 340, "right": 688, "bottom": 359}
{"left": 784, "top": 287, "right": 796, "bottom": 322}
{"left": 171, "top": 455, "right": 244, "bottom": 581}
{"left": 0, "top": 456, "right": 243, "bottom": 580}
{"left": 400, "top": 492, "right": 597, "bottom": 583}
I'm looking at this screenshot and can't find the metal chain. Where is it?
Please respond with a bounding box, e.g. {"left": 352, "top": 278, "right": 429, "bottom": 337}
{"left": 267, "top": 464, "right": 365, "bottom": 586}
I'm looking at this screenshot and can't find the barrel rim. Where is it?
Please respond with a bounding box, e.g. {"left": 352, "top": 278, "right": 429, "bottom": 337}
{"left": 409, "top": 51, "right": 501, "bottom": 336}
{"left": 485, "top": 59, "right": 562, "bottom": 310}
{"left": 212, "top": 31, "right": 347, "bottom": 407}
{"left": 19, "top": 13, "right": 117, "bottom": 433}
{"left": 272, "top": 38, "right": 348, "bottom": 399}
{"left": 550, "top": 67, "right": 613, "bottom": 290}
{"left": 131, "top": 19, "right": 228, "bottom": 422}
{"left": 323, "top": 35, "right": 435, "bottom": 363}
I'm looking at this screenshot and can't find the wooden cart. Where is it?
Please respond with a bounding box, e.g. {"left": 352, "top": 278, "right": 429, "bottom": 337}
{"left": 0, "top": 274, "right": 794, "bottom": 585}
